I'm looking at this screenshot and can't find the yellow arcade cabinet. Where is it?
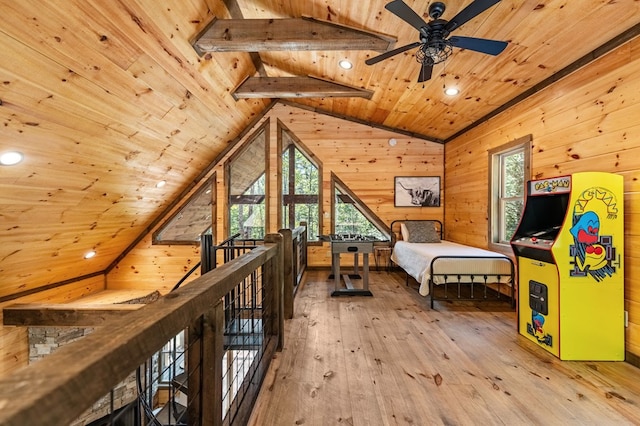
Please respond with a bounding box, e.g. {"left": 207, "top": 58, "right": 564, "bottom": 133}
{"left": 510, "top": 172, "right": 624, "bottom": 360}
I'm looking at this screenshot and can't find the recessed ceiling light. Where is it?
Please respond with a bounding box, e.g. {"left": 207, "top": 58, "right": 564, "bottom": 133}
{"left": 339, "top": 59, "right": 353, "bottom": 70}
{"left": 84, "top": 250, "right": 96, "bottom": 259}
{"left": 388, "top": 138, "right": 397, "bottom": 147}
{"left": 0, "top": 151, "right": 24, "bottom": 166}
{"left": 444, "top": 87, "right": 459, "bottom": 96}
{"left": 156, "top": 180, "right": 166, "bottom": 188}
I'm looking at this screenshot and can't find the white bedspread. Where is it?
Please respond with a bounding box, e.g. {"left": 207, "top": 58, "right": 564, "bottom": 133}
{"left": 391, "top": 240, "right": 513, "bottom": 296}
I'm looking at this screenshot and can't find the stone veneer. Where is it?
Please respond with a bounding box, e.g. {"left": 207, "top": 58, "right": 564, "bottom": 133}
{"left": 27, "top": 291, "right": 161, "bottom": 425}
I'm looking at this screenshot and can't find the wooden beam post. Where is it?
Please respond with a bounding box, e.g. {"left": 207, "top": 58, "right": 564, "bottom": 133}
{"left": 196, "top": 302, "right": 224, "bottom": 425}
{"left": 279, "top": 228, "right": 294, "bottom": 319}
{"left": 265, "top": 233, "right": 284, "bottom": 350}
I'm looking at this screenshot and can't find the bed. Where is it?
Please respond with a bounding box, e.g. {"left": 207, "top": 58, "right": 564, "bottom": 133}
{"left": 390, "top": 220, "right": 515, "bottom": 309}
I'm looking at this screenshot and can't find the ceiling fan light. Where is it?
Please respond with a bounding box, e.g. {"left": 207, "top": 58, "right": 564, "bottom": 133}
{"left": 416, "top": 41, "right": 452, "bottom": 66}
{"left": 338, "top": 59, "right": 353, "bottom": 70}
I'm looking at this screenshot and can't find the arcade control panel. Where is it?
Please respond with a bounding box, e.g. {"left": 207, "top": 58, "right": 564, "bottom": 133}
{"left": 512, "top": 236, "right": 554, "bottom": 249}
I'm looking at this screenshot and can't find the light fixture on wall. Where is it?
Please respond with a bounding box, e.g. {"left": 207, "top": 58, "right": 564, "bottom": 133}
{"left": 0, "top": 151, "right": 24, "bottom": 166}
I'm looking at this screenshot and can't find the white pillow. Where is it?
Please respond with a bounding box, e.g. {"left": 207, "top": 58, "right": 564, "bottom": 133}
{"left": 400, "top": 223, "right": 410, "bottom": 241}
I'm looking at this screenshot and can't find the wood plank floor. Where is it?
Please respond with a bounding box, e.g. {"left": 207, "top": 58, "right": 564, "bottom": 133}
{"left": 249, "top": 269, "right": 640, "bottom": 425}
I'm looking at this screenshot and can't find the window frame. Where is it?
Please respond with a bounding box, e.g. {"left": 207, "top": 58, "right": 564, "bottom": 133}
{"left": 152, "top": 176, "right": 215, "bottom": 245}
{"left": 225, "top": 121, "right": 269, "bottom": 240}
{"left": 280, "top": 123, "right": 322, "bottom": 245}
{"left": 488, "top": 135, "right": 531, "bottom": 253}
{"left": 331, "top": 173, "right": 390, "bottom": 241}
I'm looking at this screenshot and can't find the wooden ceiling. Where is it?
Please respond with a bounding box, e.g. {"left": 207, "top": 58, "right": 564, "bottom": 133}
{"left": 1, "top": 0, "right": 639, "bottom": 298}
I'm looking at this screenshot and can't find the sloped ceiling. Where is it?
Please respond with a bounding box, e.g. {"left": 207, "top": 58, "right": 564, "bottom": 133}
{"left": 0, "top": 0, "right": 639, "bottom": 298}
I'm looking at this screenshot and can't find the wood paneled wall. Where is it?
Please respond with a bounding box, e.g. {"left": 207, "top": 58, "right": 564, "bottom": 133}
{"left": 106, "top": 233, "right": 202, "bottom": 292}
{"left": 444, "top": 37, "right": 640, "bottom": 357}
{"left": 107, "top": 102, "right": 443, "bottom": 291}
{"left": 0, "top": 275, "right": 105, "bottom": 377}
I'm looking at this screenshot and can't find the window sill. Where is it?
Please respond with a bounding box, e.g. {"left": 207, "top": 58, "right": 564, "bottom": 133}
{"left": 488, "top": 242, "right": 514, "bottom": 256}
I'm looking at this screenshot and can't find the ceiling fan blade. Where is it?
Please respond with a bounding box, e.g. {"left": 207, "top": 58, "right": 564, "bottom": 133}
{"left": 449, "top": 36, "right": 507, "bottom": 55}
{"left": 445, "top": 0, "right": 501, "bottom": 32}
{"left": 365, "top": 41, "right": 421, "bottom": 65}
{"left": 417, "top": 62, "right": 433, "bottom": 83}
{"left": 385, "top": 0, "right": 429, "bottom": 32}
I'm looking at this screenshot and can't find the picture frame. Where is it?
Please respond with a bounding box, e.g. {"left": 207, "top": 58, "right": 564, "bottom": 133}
{"left": 394, "top": 176, "right": 441, "bottom": 207}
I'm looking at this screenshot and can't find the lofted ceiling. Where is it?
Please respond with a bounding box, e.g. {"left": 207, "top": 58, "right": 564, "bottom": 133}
{"left": 1, "top": 0, "right": 639, "bottom": 299}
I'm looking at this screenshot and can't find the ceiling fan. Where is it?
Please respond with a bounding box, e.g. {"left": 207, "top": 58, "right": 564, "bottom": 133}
{"left": 365, "top": 0, "right": 508, "bottom": 82}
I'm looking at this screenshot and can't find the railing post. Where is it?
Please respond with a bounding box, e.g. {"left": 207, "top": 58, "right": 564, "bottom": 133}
{"left": 208, "top": 301, "right": 225, "bottom": 425}
{"left": 190, "top": 302, "right": 224, "bottom": 425}
{"left": 278, "top": 228, "right": 294, "bottom": 319}
{"left": 187, "top": 320, "right": 202, "bottom": 425}
{"left": 201, "top": 234, "right": 214, "bottom": 273}
{"left": 265, "top": 233, "right": 284, "bottom": 350}
{"left": 296, "top": 221, "right": 309, "bottom": 274}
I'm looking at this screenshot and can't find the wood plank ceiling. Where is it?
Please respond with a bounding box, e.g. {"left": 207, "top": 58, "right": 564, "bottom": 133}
{"left": 0, "top": 0, "right": 639, "bottom": 298}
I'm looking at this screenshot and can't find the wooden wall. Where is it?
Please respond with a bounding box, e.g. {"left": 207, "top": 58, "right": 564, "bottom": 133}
{"left": 444, "top": 36, "right": 640, "bottom": 357}
{"left": 107, "top": 102, "right": 444, "bottom": 290}
{"left": 106, "top": 233, "right": 202, "bottom": 293}
{"left": 0, "top": 275, "right": 105, "bottom": 377}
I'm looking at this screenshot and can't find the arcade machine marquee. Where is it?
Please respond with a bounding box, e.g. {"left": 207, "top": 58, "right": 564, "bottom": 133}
{"left": 510, "top": 172, "right": 624, "bottom": 360}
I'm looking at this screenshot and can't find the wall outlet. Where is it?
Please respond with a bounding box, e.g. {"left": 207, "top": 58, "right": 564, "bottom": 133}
{"left": 625, "top": 310, "right": 629, "bottom": 328}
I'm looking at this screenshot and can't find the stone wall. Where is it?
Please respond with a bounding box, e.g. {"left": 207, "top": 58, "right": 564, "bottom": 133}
{"left": 27, "top": 291, "right": 161, "bottom": 425}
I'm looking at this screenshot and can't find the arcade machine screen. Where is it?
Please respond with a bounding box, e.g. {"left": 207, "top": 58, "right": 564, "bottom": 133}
{"left": 511, "top": 192, "right": 570, "bottom": 263}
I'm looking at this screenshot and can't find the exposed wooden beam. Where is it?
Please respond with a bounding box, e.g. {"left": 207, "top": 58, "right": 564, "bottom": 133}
{"left": 192, "top": 17, "right": 395, "bottom": 54}
{"left": 222, "top": 0, "right": 267, "bottom": 76}
{"left": 232, "top": 76, "right": 373, "bottom": 99}
{"left": 3, "top": 303, "right": 144, "bottom": 327}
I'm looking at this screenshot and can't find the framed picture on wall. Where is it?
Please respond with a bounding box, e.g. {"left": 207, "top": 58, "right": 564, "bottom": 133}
{"left": 394, "top": 176, "right": 441, "bottom": 207}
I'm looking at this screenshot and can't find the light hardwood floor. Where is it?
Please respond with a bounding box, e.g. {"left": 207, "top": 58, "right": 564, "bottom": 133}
{"left": 248, "top": 269, "right": 640, "bottom": 425}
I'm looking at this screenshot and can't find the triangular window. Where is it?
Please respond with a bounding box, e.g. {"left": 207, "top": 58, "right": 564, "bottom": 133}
{"left": 153, "top": 177, "right": 214, "bottom": 244}
{"left": 281, "top": 126, "right": 321, "bottom": 242}
{"left": 227, "top": 123, "right": 267, "bottom": 239}
{"left": 332, "top": 173, "right": 389, "bottom": 240}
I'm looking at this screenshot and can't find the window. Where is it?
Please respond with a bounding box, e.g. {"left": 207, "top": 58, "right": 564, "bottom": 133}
{"left": 158, "top": 330, "right": 185, "bottom": 384}
{"left": 153, "top": 177, "right": 214, "bottom": 244}
{"left": 228, "top": 124, "right": 267, "bottom": 239}
{"left": 282, "top": 129, "right": 321, "bottom": 242}
{"left": 489, "top": 135, "right": 531, "bottom": 251}
{"left": 332, "top": 173, "right": 389, "bottom": 240}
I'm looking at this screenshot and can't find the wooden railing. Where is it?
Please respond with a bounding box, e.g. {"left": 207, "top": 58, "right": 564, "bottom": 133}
{"left": 0, "top": 233, "right": 284, "bottom": 426}
{"left": 279, "top": 223, "right": 307, "bottom": 319}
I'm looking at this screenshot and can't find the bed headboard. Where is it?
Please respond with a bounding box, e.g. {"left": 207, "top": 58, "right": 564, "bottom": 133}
{"left": 389, "top": 220, "right": 443, "bottom": 245}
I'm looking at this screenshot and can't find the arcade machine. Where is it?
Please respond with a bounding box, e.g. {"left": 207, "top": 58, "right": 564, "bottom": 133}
{"left": 510, "top": 172, "right": 624, "bottom": 360}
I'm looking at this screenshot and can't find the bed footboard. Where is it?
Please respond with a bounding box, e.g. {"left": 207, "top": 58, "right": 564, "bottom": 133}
{"left": 428, "top": 255, "right": 515, "bottom": 309}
